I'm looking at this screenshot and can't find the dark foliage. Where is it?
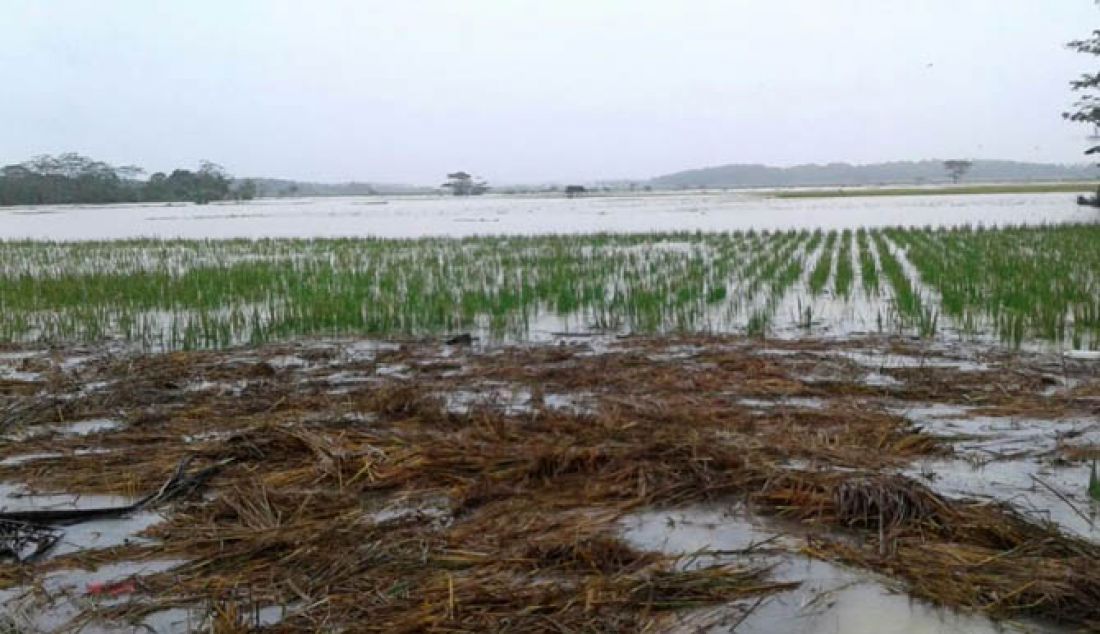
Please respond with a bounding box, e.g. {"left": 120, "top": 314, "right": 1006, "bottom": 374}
{"left": 0, "top": 153, "right": 235, "bottom": 206}
{"left": 1066, "top": 29, "right": 1100, "bottom": 157}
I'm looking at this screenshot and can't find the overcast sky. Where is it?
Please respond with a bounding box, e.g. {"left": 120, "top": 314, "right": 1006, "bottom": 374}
{"left": 1, "top": 1, "right": 1097, "bottom": 184}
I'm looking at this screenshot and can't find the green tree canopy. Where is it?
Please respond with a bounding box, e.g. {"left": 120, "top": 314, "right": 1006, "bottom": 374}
{"left": 0, "top": 154, "right": 238, "bottom": 206}
{"left": 1066, "top": 28, "right": 1100, "bottom": 156}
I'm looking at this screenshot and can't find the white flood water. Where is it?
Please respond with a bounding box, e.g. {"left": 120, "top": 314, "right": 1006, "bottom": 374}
{"left": 0, "top": 560, "right": 186, "bottom": 633}
{"left": 4, "top": 418, "right": 125, "bottom": 442}
{"left": 898, "top": 404, "right": 1100, "bottom": 541}
{"left": 0, "top": 480, "right": 160, "bottom": 559}
{"left": 0, "top": 480, "right": 174, "bottom": 631}
{"left": 621, "top": 504, "right": 1063, "bottom": 633}
{"left": 1, "top": 191, "right": 1097, "bottom": 240}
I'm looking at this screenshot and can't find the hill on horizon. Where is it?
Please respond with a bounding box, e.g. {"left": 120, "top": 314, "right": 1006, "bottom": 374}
{"left": 649, "top": 159, "right": 1099, "bottom": 189}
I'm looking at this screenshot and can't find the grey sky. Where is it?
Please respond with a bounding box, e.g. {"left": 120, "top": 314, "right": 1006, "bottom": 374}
{"left": 1, "top": 1, "right": 1096, "bottom": 184}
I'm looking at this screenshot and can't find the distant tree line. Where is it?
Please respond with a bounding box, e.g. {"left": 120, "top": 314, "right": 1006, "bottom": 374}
{"left": 246, "top": 179, "right": 424, "bottom": 197}
{"left": 0, "top": 153, "right": 254, "bottom": 206}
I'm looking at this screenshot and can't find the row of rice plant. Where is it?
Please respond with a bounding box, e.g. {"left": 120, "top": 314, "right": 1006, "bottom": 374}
{"left": 888, "top": 224, "right": 1100, "bottom": 348}
{"left": 0, "top": 225, "right": 1097, "bottom": 350}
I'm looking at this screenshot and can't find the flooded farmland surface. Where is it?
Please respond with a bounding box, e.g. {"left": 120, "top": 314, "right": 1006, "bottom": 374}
{"left": 0, "top": 190, "right": 1097, "bottom": 240}
{"left": 620, "top": 505, "right": 1061, "bottom": 633}
{"left": 2, "top": 192, "right": 1100, "bottom": 631}
{"left": 1, "top": 334, "right": 1098, "bottom": 631}
{"left": 3, "top": 221, "right": 1100, "bottom": 351}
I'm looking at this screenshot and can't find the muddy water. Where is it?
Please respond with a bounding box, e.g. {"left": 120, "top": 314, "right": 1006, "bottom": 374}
{"left": 899, "top": 405, "right": 1100, "bottom": 541}
{"left": 0, "top": 191, "right": 1095, "bottom": 240}
{"left": 0, "top": 479, "right": 177, "bottom": 630}
{"left": 620, "top": 504, "right": 1062, "bottom": 633}
{"left": 0, "top": 560, "right": 185, "bottom": 633}
{"left": 0, "top": 480, "right": 162, "bottom": 557}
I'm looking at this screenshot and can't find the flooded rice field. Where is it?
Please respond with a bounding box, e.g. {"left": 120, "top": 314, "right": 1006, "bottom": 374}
{"left": 2, "top": 191, "right": 1099, "bottom": 631}
{"left": 1, "top": 333, "right": 1099, "bottom": 631}
{"left": 1, "top": 190, "right": 1097, "bottom": 240}
{"left": 2, "top": 222, "right": 1100, "bottom": 351}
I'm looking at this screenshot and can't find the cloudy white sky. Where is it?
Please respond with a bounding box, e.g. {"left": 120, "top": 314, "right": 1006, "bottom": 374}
{"left": 1, "top": 1, "right": 1096, "bottom": 184}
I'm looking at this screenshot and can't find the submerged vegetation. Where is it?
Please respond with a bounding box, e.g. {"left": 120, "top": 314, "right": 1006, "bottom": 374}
{"left": 1, "top": 224, "right": 1100, "bottom": 350}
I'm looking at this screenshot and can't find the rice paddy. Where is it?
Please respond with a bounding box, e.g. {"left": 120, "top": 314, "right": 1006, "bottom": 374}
{"left": 4, "top": 210, "right": 1100, "bottom": 631}
{"left": 2, "top": 223, "right": 1100, "bottom": 351}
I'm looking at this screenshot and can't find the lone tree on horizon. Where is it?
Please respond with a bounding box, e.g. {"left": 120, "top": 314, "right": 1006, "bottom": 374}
{"left": 442, "top": 171, "right": 489, "bottom": 196}
{"left": 943, "top": 160, "right": 972, "bottom": 184}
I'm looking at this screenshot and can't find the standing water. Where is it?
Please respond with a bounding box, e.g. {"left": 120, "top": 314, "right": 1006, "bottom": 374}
{"left": 0, "top": 191, "right": 1096, "bottom": 240}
